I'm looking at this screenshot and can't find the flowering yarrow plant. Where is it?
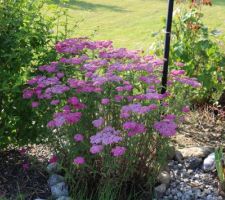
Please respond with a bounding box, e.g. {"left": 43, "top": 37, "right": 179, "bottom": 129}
{"left": 23, "top": 37, "right": 200, "bottom": 198}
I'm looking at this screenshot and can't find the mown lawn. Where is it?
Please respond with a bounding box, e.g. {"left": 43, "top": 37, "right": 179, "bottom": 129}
{"left": 48, "top": 0, "right": 225, "bottom": 50}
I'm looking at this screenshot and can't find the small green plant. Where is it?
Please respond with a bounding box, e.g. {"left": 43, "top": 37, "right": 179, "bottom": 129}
{"left": 215, "top": 147, "right": 225, "bottom": 192}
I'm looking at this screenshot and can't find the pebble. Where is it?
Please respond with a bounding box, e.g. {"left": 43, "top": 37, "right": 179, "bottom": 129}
{"left": 157, "top": 170, "right": 171, "bottom": 185}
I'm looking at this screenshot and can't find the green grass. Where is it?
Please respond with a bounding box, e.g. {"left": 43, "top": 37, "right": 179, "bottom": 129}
{"left": 48, "top": 0, "right": 225, "bottom": 50}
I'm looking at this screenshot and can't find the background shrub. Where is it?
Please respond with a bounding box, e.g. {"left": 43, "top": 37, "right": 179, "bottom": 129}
{"left": 0, "top": 0, "right": 68, "bottom": 148}
{"left": 150, "top": 6, "right": 225, "bottom": 104}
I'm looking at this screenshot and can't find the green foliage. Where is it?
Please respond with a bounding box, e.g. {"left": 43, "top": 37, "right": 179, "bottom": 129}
{"left": 151, "top": 7, "right": 225, "bottom": 103}
{"left": 215, "top": 147, "right": 225, "bottom": 187}
{"left": 0, "top": 0, "right": 69, "bottom": 148}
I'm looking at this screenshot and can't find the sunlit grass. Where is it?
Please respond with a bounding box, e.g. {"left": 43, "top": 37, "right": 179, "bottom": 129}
{"left": 47, "top": 0, "right": 225, "bottom": 50}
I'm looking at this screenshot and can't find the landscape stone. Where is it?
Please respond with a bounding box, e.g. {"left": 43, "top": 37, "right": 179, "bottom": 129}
{"left": 178, "top": 146, "right": 214, "bottom": 158}
{"left": 51, "top": 182, "right": 69, "bottom": 199}
{"left": 48, "top": 174, "right": 65, "bottom": 187}
{"left": 203, "top": 153, "right": 216, "bottom": 172}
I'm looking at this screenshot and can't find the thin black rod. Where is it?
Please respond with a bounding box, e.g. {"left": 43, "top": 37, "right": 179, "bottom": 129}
{"left": 161, "top": 0, "right": 174, "bottom": 94}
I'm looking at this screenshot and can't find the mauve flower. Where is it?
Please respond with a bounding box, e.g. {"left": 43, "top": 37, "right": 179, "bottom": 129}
{"left": 49, "top": 155, "right": 58, "bottom": 163}
{"left": 74, "top": 134, "right": 84, "bottom": 142}
{"left": 68, "top": 96, "right": 79, "bottom": 105}
{"left": 115, "top": 95, "right": 123, "bottom": 102}
{"left": 111, "top": 146, "right": 126, "bottom": 157}
{"left": 74, "top": 156, "right": 85, "bottom": 165}
{"left": 174, "top": 62, "right": 184, "bottom": 67}
{"left": 182, "top": 106, "right": 190, "bottom": 113}
{"left": 22, "top": 163, "right": 29, "bottom": 171}
{"left": 171, "top": 70, "right": 185, "bottom": 76}
{"left": 90, "top": 126, "right": 122, "bottom": 145}
{"left": 57, "top": 72, "right": 64, "bottom": 79}
{"left": 175, "top": 77, "right": 201, "bottom": 88}
{"left": 123, "top": 121, "right": 146, "bottom": 137}
{"left": 101, "top": 98, "right": 110, "bottom": 105}
{"left": 51, "top": 99, "right": 60, "bottom": 105}
{"left": 19, "top": 148, "right": 26, "bottom": 155}
{"left": 23, "top": 89, "right": 33, "bottom": 99}
{"left": 154, "top": 120, "right": 177, "bottom": 137}
{"left": 31, "top": 101, "right": 39, "bottom": 108}
{"left": 90, "top": 145, "right": 104, "bottom": 154}
{"left": 65, "top": 112, "right": 82, "bottom": 124}
{"left": 92, "top": 117, "right": 104, "bottom": 128}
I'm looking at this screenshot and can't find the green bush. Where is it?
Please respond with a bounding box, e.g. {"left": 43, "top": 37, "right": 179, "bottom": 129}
{"left": 150, "top": 7, "right": 225, "bottom": 104}
{"left": 0, "top": 0, "right": 61, "bottom": 148}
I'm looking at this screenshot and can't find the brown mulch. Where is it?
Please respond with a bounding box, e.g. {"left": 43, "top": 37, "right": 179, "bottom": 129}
{"left": 0, "top": 146, "right": 52, "bottom": 200}
{"left": 173, "top": 107, "right": 225, "bottom": 148}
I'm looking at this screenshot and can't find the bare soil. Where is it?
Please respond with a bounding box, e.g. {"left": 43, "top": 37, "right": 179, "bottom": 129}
{"left": 0, "top": 145, "right": 52, "bottom": 200}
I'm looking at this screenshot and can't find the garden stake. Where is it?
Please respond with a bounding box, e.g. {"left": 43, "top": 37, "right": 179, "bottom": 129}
{"left": 161, "top": 0, "right": 174, "bottom": 94}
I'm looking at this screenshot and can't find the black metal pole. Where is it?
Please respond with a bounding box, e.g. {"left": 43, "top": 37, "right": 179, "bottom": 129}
{"left": 161, "top": 0, "right": 174, "bottom": 94}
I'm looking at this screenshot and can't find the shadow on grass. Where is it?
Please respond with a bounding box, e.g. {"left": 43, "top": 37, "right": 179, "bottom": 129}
{"left": 50, "top": 0, "right": 129, "bottom": 12}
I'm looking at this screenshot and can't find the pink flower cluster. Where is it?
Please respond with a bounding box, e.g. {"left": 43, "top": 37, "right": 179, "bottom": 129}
{"left": 154, "top": 119, "right": 177, "bottom": 137}
{"left": 23, "top": 37, "right": 201, "bottom": 166}
{"left": 120, "top": 103, "right": 157, "bottom": 118}
{"left": 47, "top": 111, "right": 81, "bottom": 128}
{"left": 111, "top": 146, "right": 126, "bottom": 157}
{"left": 123, "top": 121, "right": 146, "bottom": 137}
{"left": 90, "top": 126, "right": 122, "bottom": 145}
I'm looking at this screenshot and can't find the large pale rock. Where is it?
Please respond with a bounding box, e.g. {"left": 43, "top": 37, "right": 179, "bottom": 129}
{"left": 178, "top": 146, "right": 214, "bottom": 158}
{"left": 157, "top": 170, "right": 171, "bottom": 185}
{"left": 203, "top": 153, "right": 216, "bottom": 172}
{"left": 51, "top": 182, "right": 69, "bottom": 199}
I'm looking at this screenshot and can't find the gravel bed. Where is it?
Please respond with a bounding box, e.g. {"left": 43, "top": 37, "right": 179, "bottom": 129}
{"left": 161, "top": 159, "right": 223, "bottom": 200}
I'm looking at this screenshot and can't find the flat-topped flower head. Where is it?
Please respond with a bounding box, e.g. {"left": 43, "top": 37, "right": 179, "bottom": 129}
{"left": 111, "top": 146, "right": 126, "bottom": 157}
{"left": 182, "top": 106, "right": 190, "bottom": 113}
{"left": 101, "top": 98, "right": 110, "bottom": 105}
{"left": 154, "top": 120, "right": 177, "bottom": 137}
{"left": 74, "top": 134, "right": 84, "bottom": 142}
{"left": 90, "top": 126, "right": 122, "bottom": 145}
{"left": 123, "top": 121, "right": 146, "bottom": 137}
{"left": 90, "top": 145, "right": 104, "bottom": 154}
{"left": 73, "top": 156, "right": 85, "bottom": 165}
{"left": 92, "top": 117, "right": 104, "bottom": 128}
